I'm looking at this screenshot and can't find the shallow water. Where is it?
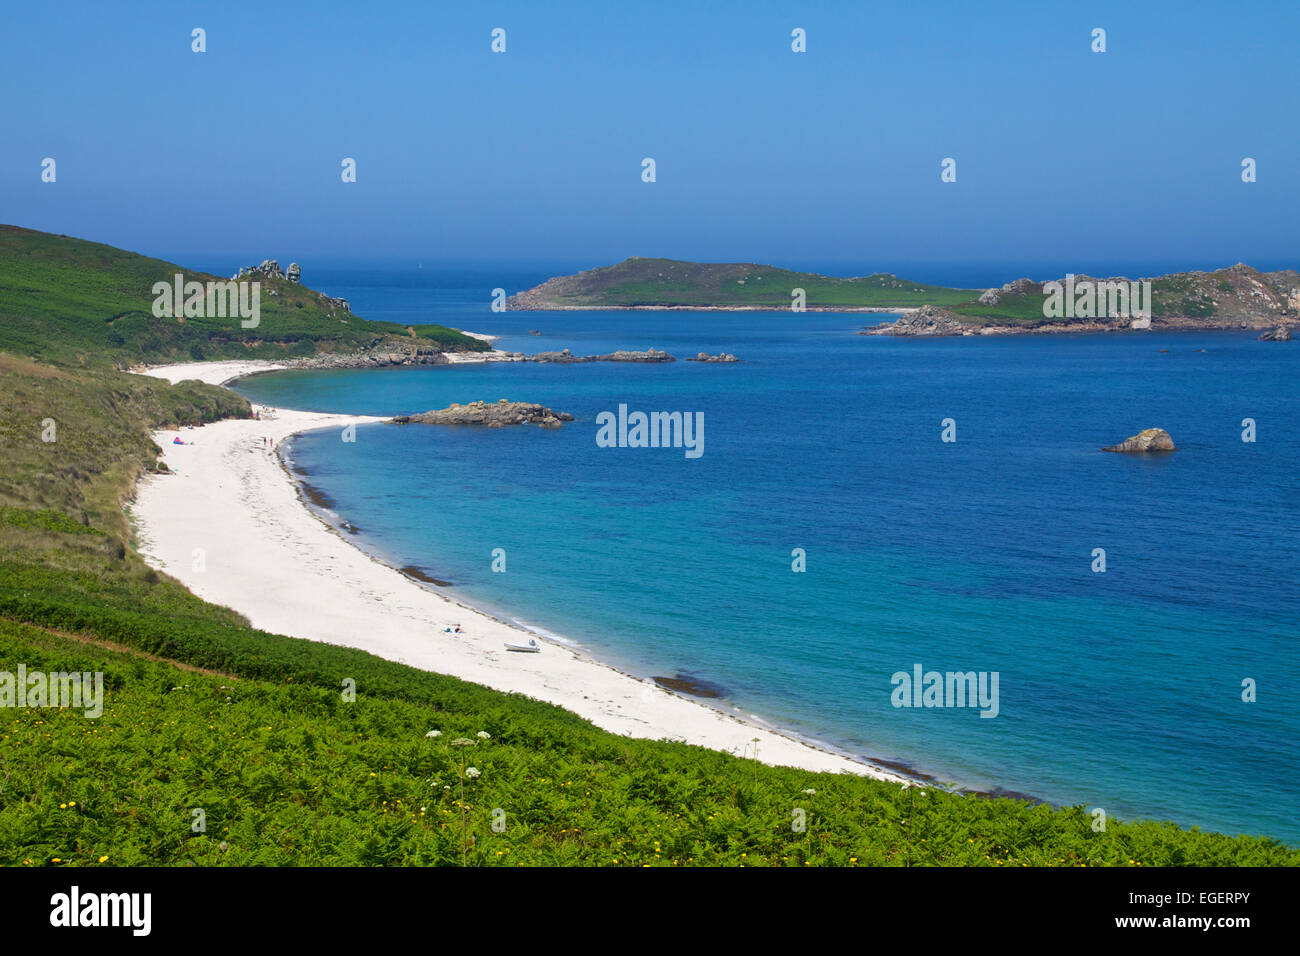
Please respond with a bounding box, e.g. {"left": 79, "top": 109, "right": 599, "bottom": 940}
{"left": 237, "top": 266, "right": 1300, "bottom": 843}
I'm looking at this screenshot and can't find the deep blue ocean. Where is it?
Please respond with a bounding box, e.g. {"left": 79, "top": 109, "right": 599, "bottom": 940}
{"left": 230, "top": 264, "right": 1300, "bottom": 844}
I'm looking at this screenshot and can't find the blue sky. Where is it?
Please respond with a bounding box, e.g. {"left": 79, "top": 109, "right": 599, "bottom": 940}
{"left": 3, "top": 0, "right": 1296, "bottom": 272}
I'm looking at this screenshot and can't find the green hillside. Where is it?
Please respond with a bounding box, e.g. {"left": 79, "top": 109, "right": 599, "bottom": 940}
{"left": 7, "top": 610, "right": 1293, "bottom": 867}
{"left": 0, "top": 352, "right": 1295, "bottom": 865}
{"left": 0, "top": 225, "right": 489, "bottom": 367}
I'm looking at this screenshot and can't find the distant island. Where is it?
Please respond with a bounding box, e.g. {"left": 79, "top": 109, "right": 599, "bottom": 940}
{"left": 507, "top": 257, "right": 975, "bottom": 312}
{"left": 507, "top": 257, "right": 1300, "bottom": 336}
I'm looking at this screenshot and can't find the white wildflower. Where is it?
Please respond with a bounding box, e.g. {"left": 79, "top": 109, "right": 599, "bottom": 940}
{"left": 465, "top": 767, "right": 481, "bottom": 780}
{"left": 476, "top": 731, "right": 491, "bottom": 739}
{"left": 425, "top": 730, "right": 442, "bottom": 738}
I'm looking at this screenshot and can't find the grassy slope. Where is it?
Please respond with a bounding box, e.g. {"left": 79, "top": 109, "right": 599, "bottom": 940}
{"left": 518, "top": 258, "right": 976, "bottom": 308}
{"left": 8, "top": 618, "right": 1290, "bottom": 868}
{"left": 0, "top": 355, "right": 1295, "bottom": 865}
{"left": 0, "top": 225, "right": 489, "bottom": 367}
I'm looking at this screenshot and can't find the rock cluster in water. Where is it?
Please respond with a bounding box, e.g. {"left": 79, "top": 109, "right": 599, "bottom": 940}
{"left": 863, "top": 304, "right": 967, "bottom": 337}
{"left": 1102, "top": 428, "right": 1176, "bottom": 453}
{"left": 1258, "top": 326, "right": 1292, "bottom": 341}
{"left": 686, "top": 351, "right": 738, "bottom": 362}
{"left": 527, "top": 348, "right": 674, "bottom": 363}
{"left": 290, "top": 346, "right": 445, "bottom": 369}
{"left": 395, "top": 399, "right": 575, "bottom": 429}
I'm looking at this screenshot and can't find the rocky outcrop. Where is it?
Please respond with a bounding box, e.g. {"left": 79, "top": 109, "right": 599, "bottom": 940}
{"left": 1155, "top": 265, "right": 1299, "bottom": 326}
{"left": 398, "top": 399, "right": 575, "bottom": 429}
{"left": 316, "top": 291, "right": 351, "bottom": 313}
{"left": 862, "top": 304, "right": 967, "bottom": 337}
{"left": 652, "top": 674, "right": 725, "bottom": 698}
{"left": 977, "top": 277, "right": 1041, "bottom": 306}
{"left": 528, "top": 348, "right": 674, "bottom": 363}
{"left": 686, "top": 351, "right": 738, "bottom": 362}
{"left": 1258, "top": 326, "right": 1292, "bottom": 341}
{"left": 234, "top": 259, "right": 286, "bottom": 280}
{"left": 231, "top": 259, "right": 344, "bottom": 310}
{"left": 1102, "top": 428, "right": 1176, "bottom": 453}
{"left": 231, "top": 261, "right": 341, "bottom": 307}
{"left": 1003, "top": 278, "right": 1041, "bottom": 296}
{"left": 287, "top": 346, "right": 449, "bottom": 370}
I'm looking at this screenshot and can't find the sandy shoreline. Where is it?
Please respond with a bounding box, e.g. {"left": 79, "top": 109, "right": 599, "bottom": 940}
{"left": 132, "top": 360, "right": 909, "bottom": 781}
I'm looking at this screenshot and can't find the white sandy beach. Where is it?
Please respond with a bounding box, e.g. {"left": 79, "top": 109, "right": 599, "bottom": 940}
{"left": 133, "top": 360, "right": 907, "bottom": 780}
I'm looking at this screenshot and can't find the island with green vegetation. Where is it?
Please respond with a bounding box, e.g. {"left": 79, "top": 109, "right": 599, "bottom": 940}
{"left": 507, "top": 257, "right": 976, "bottom": 311}
{"left": 507, "top": 256, "right": 1300, "bottom": 336}
{"left": 1, "top": 227, "right": 1296, "bottom": 866}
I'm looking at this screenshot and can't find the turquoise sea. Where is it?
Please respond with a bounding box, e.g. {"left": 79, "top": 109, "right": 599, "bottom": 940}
{"left": 232, "top": 265, "right": 1300, "bottom": 844}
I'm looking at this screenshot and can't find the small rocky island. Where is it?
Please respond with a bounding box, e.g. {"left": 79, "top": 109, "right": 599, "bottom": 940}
{"left": 1102, "top": 428, "right": 1176, "bottom": 453}
{"left": 686, "top": 351, "right": 738, "bottom": 362}
{"left": 862, "top": 304, "right": 966, "bottom": 337}
{"left": 393, "top": 399, "right": 574, "bottom": 429}
{"left": 527, "top": 348, "right": 674, "bottom": 364}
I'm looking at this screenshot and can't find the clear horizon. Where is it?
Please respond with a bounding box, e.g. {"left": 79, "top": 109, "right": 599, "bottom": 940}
{"left": 4, "top": 0, "right": 1297, "bottom": 264}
